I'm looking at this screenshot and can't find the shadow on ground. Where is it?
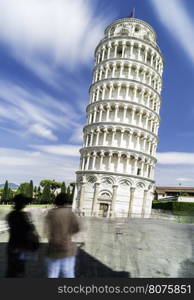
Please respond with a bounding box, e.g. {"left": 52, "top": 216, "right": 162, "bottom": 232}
{"left": 0, "top": 243, "right": 129, "bottom": 278}
{"left": 178, "top": 226, "right": 194, "bottom": 277}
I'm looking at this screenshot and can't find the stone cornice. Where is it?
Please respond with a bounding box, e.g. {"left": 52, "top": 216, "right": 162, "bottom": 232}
{"left": 79, "top": 146, "right": 157, "bottom": 163}
{"left": 83, "top": 122, "right": 159, "bottom": 141}
{"left": 76, "top": 169, "right": 155, "bottom": 184}
{"left": 86, "top": 99, "right": 161, "bottom": 119}
{"left": 93, "top": 58, "right": 162, "bottom": 79}
{"left": 89, "top": 78, "right": 162, "bottom": 101}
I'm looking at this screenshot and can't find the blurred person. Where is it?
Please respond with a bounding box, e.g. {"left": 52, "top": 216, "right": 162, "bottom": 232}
{"left": 5, "top": 194, "right": 40, "bottom": 277}
{"left": 45, "top": 193, "right": 80, "bottom": 278}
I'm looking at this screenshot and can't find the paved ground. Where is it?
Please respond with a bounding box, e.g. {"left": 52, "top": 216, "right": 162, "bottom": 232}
{"left": 0, "top": 213, "right": 194, "bottom": 278}
{"left": 76, "top": 217, "right": 194, "bottom": 278}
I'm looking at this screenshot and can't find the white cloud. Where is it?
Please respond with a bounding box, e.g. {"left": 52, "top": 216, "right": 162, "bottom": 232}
{"left": 176, "top": 177, "right": 194, "bottom": 183}
{"left": 29, "top": 124, "right": 57, "bottom": 141}
{"left": 155, "top": 165, "right": 194, "bottom": 187}
{"left": 0, "top": 147, "right": 79, "bottom": 185}
{"left": 0, "top": 80, "right": 82, "bottom": 141}
{"left": 0, "top": 0, "right": 113, "bottom": 83}
{"left": 70, "top": 127, "right": 84, "bottom": 143}
{"left": 31, "top": 144, "right": 81, "bottom": 157}
{"left": 157, "top": 152, "right": 194, "bottom": 165}
{"left": 156, "top": 152, "right": 194, "bottom": 186}
{"left": 150, "top": 0, "right": 194, "bottom": 64}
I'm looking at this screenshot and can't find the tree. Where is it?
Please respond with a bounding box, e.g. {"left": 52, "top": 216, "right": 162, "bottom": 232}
{"left": 29, "top": 180, "right": 33, "bottom": 199}
{"left": 17, "top": 183, "right": 29, "bottom": 196}
{"left": 67, "top": 186, "right": 71, "bottom": 198}
{"left": 40, "top": 180, "right": 61, "bottom": 193}
{"left": 33, "top": 186, "right": 42, "bottom": 204}
{"left": 1, "top": 180, "right": 9, "bottom": 204}
{"left": 8, "top": 188, "right": 14, "bottom": 203}
{"left": 61, "top": 182, "right": 66, "bottom": 194}
{"left": 41, "top": 183, "right": 52, "bottom": 204}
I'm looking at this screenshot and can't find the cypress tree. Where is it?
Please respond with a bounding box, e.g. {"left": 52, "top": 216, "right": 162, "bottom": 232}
{"left": 61, "top": 182, "right": 66, "bottom": 194}
{"left": 41, "top": 183, "right": 51, "bottom": 204}
{"left": 29, "top": 180, "right": 33, "bottom": 198}
{"left": 2, "top": 180, "right": 9, "bottom": 204}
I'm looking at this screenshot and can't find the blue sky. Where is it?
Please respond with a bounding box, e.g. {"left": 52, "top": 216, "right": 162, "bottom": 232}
{"left": 0, "top": 0, "right": 194, "bottom": 186}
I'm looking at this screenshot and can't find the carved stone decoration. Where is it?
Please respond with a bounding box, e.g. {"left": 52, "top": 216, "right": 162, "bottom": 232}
{"left": 136, "top": 182, "right": 145, "bottom": 189}
{"left": 99, "top": 190, "right": 112, "bottom": 200}
{"left": 119, "top": 179, "right": 132, "bottom": 186}
{"left": 101, "top": 177, "right": 114, "bottom": 185}
{"left": 87, "top": 175, "right": 97, "bottom": 183}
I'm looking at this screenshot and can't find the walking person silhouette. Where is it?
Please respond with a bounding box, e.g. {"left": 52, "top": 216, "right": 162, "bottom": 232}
{"left": 44, "top": 193, "right": 80, "bottom": 278}
{"left": 5, "top": 194, "right": 39, "bottom": 277}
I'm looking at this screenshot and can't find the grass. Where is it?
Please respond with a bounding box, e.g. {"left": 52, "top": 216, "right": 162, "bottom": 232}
{"left": 0, "top": 204, "right": 53, "bottom": 209}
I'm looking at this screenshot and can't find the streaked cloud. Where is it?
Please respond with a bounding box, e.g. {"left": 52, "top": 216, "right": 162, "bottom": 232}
{"left": 31, "top": 144, "right": 81, "bottom": 157}
{"left": 150, "top": 0, "right": 194, "bottom": 64}
{"left": 29, "top": 124, "right": 58, "bottom": 141}
{"left": 0, "top": 80, "right": 82, "bottom": 141}
{"left": 157, "top": 152, "right": 194, "bottom": 165}
{"left": 156, "top": 152, "right": 194, "bottom": 186}
{"left": 70, "top": 127, "right": 84, "bottom": 143}
{"left": 155, "top": 165, "right": 194, "bottom": 187}
{"left": 0, "top": 147, "right": 79, "bottom": 184}
{"left": 0, "top": 0, "right": 113, "bottom": 84}
{"left": 176, "top": 177, "right": 194, "bottom": 183}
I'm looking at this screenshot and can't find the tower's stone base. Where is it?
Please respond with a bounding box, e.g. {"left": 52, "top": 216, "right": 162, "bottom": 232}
{"left": 73, "top": 172, "right": 155, "bottom": 218}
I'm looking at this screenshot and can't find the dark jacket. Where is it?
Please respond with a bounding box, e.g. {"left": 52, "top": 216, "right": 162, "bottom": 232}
{"left": 6, "top": 210, "right": 38, "bottom": 251}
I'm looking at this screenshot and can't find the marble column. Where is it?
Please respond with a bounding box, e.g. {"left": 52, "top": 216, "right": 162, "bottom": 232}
{"left": 99, "top": 152, "right": 104, "bottom": 169}
{"left": 86, "top": 154, "right": 90, "bottom": 170}
{"left": 92, "top": 152, "right": 96, "bottom": 170}
{"left": 111, "top": 129, "right": 116, "bottom": 145}
{"left": 120, "top": 130, "right": 124, "bottom": 147}
{"left": 102, "top": 85, "right": 106, "bottom": 100}
{"left": 125, "top": 84, "right": 130, "bottom": 99}
{"left": 111, "top": 184, "right": 118, "bottom": 217}
{"left": 92, "top": 182, "right": 100, "bottom": 216}
{"left": 108, "top": 152, "right": 112, "bottom": 170}
{"left": 128, "top": 187, "right": 135, "bottom": 217}
{"left": 106, "top": 105, "right": 110, "bottom": 121}
{"left": 114, "top": 43, "right": 118, "bottom": 58}
{"left": 122, "top": 42, "right": 126, "bottom": 58}
{"left": 141, "top": 190, "right": 148, "bottom": 217}
{"left": 79, "top": 182, "right": 86, "bottom": 210}
{"left": 123, "top": 105, "right": 128, "bottom": 122}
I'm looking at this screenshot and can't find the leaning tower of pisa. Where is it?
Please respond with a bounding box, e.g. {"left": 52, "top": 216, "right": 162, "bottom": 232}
{"left": 73, "top": 16, "right": 164, "bottom": 218}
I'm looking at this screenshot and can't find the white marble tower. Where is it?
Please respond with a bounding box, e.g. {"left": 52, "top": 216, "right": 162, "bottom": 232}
{"left": 73, "top": 16, "right": 163, "bottom": 218}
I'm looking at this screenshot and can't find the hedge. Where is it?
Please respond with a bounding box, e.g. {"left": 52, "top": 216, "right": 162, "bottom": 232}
{"left": 152, "top": 201, "right": 194, "bottom": 216}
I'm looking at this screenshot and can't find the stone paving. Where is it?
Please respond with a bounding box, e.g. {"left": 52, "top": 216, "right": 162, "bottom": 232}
{"left": 0, "top": 215, "right": 194, "bottom": 277}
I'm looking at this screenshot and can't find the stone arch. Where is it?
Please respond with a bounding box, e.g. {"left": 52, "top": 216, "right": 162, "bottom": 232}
{"left": 136, "top": 181, "right": 146, "bottom": 189}
{"left": 99, "top": 190, "right": 112, "bottom": 199}
{"left": 86, "top": 175, "right": 97, "bottom": 184}
{"left": 100, "top": 176, "right": 114, "bottom": 185}
{"left": 118, "top": 179, "right": 133, "bottom": 187}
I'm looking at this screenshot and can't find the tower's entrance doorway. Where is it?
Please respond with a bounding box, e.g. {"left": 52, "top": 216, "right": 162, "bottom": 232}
{"left": 99, "top": 203, "right": 109, "bottom": 217}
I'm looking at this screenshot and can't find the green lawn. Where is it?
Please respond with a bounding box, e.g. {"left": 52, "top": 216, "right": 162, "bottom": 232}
{"left": 0, "top": 204, "right": 53, "bottom": 209}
